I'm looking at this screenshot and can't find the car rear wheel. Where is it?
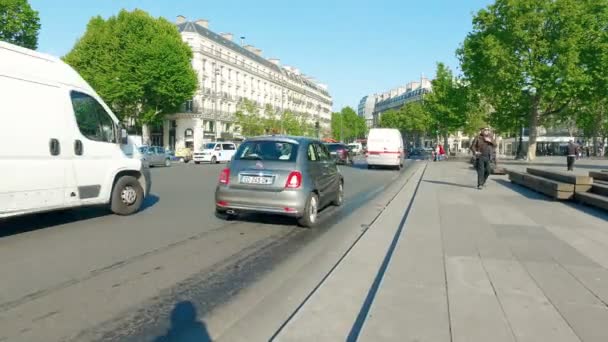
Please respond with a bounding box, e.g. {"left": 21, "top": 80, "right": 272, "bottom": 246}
{"left": 110, "top": 176, "right": 144, "bottom": 215}
{"left": 211, "top": 156, "right": 217, "bottom": 164}
{"left": 298, "top": 193, "right": 319, "bottom": 228}
{"left": 165, "top": 159, "right": 171, "bottom": 167}
{"left": 333, "top": 182, "right": 344, "bottom": 206}
{"left": 194, "top": 161, "right": 200, "bottom": 165}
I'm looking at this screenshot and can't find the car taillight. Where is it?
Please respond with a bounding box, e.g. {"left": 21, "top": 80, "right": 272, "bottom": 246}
{"left": 219, "top": 168, "right": 230, "bottom": 185}
{"left": 285, "top": 171, "right": 302, "bottom": 189}
{"left": 338, "top": 149, "right": 346, "bottom": 156}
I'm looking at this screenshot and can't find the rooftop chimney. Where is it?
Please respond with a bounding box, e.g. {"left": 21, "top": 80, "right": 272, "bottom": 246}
{"left": 176, "top": 15, "right": 186, "bottom": 24}
{"left": 244, "top": 45, "right": 256, "bottom": 53}
{"left": 220, "top": 32, "right": 233, "bottom": 41}
{"left": 195, "top": 19, "right": 209, "bottom": 28}
{"left": 253, "top": 48, "right": 263, "bottom": 56}
{"left": 268, "top": 58, "right": 281, "bottom": 66}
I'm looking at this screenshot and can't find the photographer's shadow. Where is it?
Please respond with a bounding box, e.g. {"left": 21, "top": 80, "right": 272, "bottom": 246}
{"left": 154, "top": 301, "right": 211, "bottom": 342}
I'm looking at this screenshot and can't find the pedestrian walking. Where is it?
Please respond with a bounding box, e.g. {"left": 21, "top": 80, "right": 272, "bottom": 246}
{"left": 567, "top": 140, "right": 578, "bottom": 171}
{"left": 470, "top": 128, "right": 495, "bottom": 189}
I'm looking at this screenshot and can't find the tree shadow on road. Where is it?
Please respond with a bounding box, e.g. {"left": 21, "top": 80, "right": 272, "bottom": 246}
{"left": 154, "top": 301, "right": 212, "bottom": 342}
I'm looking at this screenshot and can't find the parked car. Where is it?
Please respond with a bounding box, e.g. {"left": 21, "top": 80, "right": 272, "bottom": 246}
{"left": 325, "top": 143, "right": 354, "bottom": 165}
{"left": 215, "top": 136, "right": 344, "bottom": 228}
{"left": 366, "top": 128, "right": 405, "bottom": 169}
{"left": 139, "top": 146, "right": 172, "bottom": 167}
{"left": 0, "top": 41, "right": 150, "bottom": 218}
{"left": 175, "top": 147, "right": 193, "bottom": 163}
{"left": 193, "top": 142, "right": 237, "bottom": 164}
{"left": 347, "top": 142, "right": 363, "bottom": 155}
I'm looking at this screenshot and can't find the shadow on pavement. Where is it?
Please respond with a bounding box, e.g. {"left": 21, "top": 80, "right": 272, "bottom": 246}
{"left": 153, "top": 301, "right": 211, "bottom": 342}
{"left": 424, "top": 180, "right": 477, "bottom": 189}
{"left": 500, "top": 160, "right": 608, "bottom": 170}
{"left": 0, "top": 194, "right": 160, "bottom": 239}
{"left": 494, "top": 179, "right": 557, "bottom": 201}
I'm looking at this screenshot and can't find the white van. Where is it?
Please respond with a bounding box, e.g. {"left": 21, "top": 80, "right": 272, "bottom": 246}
{"left": 193, "top": 142, "right": 237, "bottom": 164}
{"left": 0, "top": 41, "right": 150, "bottom": 219}
{"left": 366, "top": 128, "right": 405, "bottom": 169}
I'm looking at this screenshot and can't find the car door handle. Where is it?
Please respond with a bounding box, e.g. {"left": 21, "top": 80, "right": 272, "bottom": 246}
{"left": 74, "top": 140, "right": 83, "bottom": 156}
{"left": 49, "top": 138, "right": 60, "bottom": 156}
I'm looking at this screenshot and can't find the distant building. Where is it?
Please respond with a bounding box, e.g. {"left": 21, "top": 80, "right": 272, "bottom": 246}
{"left": 153, "top": 16, "right": 333, "bottom": 150}
{"left": 357, "top": 94, "right": 377, "bottom": 127}
{"left": 372, "top": 78, "right": 432, "bottom": 126}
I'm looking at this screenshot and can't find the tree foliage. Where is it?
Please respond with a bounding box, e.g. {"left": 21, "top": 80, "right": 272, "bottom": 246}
{"left": 0, "top": 0, "right": 40, "bottom": 49}
{"left": 424, "top": 63, "right": 468, "bottom": 138}
{"left": 63, "top": 9, "right": 198, "bottom": 128}
{"left": 235, "top": 100, "right": 318, "bottom": 137}
{"left": 331, "top": 107, "right": 367, "bottom": 142}
{"left": 458, "top": 0, "right": 607, "bottom": 159}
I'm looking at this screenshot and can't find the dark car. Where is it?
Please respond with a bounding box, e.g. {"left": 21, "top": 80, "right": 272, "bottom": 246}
{"left": 215, "top": 136, "right": 344, "bottom": 228}
{"left": 325, "top": 143, "right": 354, "bottom": 165}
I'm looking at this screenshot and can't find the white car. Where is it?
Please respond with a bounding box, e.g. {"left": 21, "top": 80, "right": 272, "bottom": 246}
{"left": 0, "top": 41, "right": 150, "bottom": 219}
{"left": 193, "top": 142, "right": 237, "bottom": 164}
{"left": 347, "top": 142, "right": 363, "bottom": 155}
{"left": 366, "top": 128, "right": 405, "bottom": 170}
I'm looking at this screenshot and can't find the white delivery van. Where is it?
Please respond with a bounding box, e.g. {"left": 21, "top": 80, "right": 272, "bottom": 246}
{"left": 192, "top": 142, "right": 237, "bottom": 164}
{"left": 366, "top": 128, "right": 405, "bottom": 169}
{"left": 0, "top": 41, "right": 151, "bottom": 219}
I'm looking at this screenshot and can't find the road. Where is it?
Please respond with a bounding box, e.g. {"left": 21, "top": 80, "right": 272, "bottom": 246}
{"left": 0, "top": 159, "right": 415, "bottom": 342}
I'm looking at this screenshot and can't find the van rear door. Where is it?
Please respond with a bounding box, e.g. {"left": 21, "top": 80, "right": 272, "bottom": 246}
{"left": 0, "top": 76, "right": 69, "bottom": 215}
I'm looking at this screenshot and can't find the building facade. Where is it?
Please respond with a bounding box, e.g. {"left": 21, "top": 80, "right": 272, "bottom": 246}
{"left": 159, "top": 16, "right": 333, "bottom": 151}
{"left": 357, "top": 95, "right": 377, "bottom": 128}
{"left": 372, "top": 78, "right": 432, "bottom": 126}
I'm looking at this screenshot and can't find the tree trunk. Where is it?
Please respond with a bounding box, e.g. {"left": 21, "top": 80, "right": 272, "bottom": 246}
{"left": 443, "top": 135, "right": 449, "bottom": 154}
{"left": 526, "top": 96, "right": 540, "bottom": 161}
{"left": 593, "top": 135, "right": 598, "bottom": 156}
{"left": 515, "top": 126, "right": 524, "bottom": 159}
{"left": 142, "top": 123, "right": 151, "bottom": 145}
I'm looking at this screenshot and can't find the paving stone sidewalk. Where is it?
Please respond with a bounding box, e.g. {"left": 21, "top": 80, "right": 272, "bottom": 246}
{"left": 276, "top": 161, "right": 608, "bottom": 342}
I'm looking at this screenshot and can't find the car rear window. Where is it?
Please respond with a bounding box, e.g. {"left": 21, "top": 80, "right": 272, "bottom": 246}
{"left": 235, "top": 141, "right": 298, "bottom": 162}
{"left": 326, "top": 144, "right": 344, "bottom": 152}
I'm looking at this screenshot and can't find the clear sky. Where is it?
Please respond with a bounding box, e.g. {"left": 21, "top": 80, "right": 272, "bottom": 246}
{"left": 30, "top": 0, "right": 493, "bottom": 111}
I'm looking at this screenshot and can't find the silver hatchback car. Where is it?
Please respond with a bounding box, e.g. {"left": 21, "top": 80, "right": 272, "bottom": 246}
{"left": 215, "top": 136, "right": 344, "bottom": 227}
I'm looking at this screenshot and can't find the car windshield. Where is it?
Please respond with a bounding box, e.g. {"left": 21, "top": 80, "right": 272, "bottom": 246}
{"left": 235, "top": 141, "right": 298, "bottom": 161}
{"left": 326, "top": 144, "right": 344, "bottom": 152}
{"left": 203, "top": 143, "right": 216, "bottom": 150}
{"left": 138, "top": 147, "right": 148, "bottom": 153}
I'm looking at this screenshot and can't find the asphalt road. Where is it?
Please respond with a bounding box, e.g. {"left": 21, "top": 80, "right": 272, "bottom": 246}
{"left": 0, "top": 159, "right": 415, "bottom": 342}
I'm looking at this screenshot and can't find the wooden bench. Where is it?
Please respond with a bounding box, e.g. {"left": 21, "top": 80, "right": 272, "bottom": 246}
{"left": 507, "top": 170, "right": 574, "bottom": 200}
{"left": 527, "top": 168, "right": 593, "bottom": 192}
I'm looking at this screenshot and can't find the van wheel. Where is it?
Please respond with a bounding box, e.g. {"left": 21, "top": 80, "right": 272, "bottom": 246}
{"left": 111, "top": 176, "right": 144, "bottom": 215}
{"left": 367, "top": 165, "right": 373, "bottom": 170}
{"left": 211, "top": 156, "right": 217, "bottom": 164}
{"left": 297, "top": 193, "right": 319, "bottom": 228}
{"left": 165, "top": 159, "right": 171, "bottom": 167}
{"left": 195, "top": 161, "right": 200, "bottom": 165}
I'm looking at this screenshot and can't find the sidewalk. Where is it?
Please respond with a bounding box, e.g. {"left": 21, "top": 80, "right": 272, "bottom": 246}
{"left": 274, "top": 161, "right": 608, "bottom": 342}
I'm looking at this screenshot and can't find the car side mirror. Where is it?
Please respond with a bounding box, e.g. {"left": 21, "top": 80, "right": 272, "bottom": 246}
{"left": 120, "top": 128, "right": 128, "bottom": 145}
{"left": 215, "top": 146, "right": 221, "bottom": 151}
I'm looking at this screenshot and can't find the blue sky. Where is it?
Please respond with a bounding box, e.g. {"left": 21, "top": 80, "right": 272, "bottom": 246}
{"left": 30, "top": 0, "right": 493, "bottom": 110}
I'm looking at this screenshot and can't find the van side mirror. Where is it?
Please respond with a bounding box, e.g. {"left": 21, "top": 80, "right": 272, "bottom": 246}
{"left": 120, "top": 128, "right": 128, "bottom": 145}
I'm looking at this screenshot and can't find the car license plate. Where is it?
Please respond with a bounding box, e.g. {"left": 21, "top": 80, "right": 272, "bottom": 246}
{"left": 241, "top": 176, "right": 274, "bottom": 185}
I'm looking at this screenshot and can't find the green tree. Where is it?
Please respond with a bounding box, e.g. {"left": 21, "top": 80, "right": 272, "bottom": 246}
{"left": 458, "top": 0, "right": 599, "bottom": 160}
{"left": 425, "top": 63, "right": 468, "bottom": 148}
{"left": 331, "top": 106, "right": 367, "bottom": 142}
{"left": 0, "top": 0, "right": 40, "bottom": 49}
{"left": 63, "top": 9, "right": 197, "bottom": 143}
{"left": 235, "top": 99, "right": 265, "bottom": 137}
